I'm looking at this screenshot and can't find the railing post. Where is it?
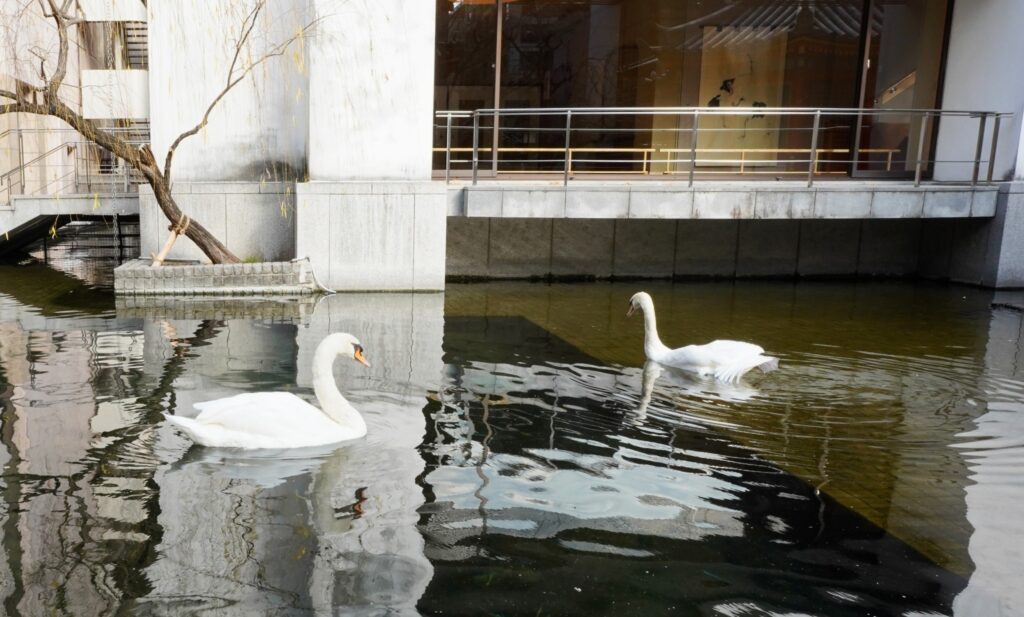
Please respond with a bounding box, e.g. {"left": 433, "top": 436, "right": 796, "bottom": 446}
{"left": 444, "top": 112, "right": 453, "bottom": 185}
{"left": 471, "top": 111, "right": 479, "bottom": 186}
{"left": 987, "top": 114, "right": 1001, "bottom": 184}
{"left": 914, "top": 112, "right": 930, "bottom": 187}
{"left": 563, "top": 110, "right": 572, "bottom": 187}
{"left": 492, "top": 109, "right": 500, "bottom": 175}
{"left": 972, "top": 112, "right": 988, "bottom": 186}
{"left": 17, "top": 128, "right": 25, "bottom": 196}
{"left": 807, "top": 110, "right": 821, "bottom": 188}
{"left": 688, "top": 110, "right": 699, "bottom": 187}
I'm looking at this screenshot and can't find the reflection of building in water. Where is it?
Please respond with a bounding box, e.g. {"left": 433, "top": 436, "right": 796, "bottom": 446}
{"left": 294, "top": 293, "right": 441, "bottom": 613}
{"left": 139, "top": 292, "right": 441, "bottom": 614}
{"left": 420, "top": 359, "right": 744, "bottom": 563}
{"left": 0, "top": 296, "right": 149, "bottom": 615}
{"left": 954, "top": 304, "right": 1024, "bottom": 615}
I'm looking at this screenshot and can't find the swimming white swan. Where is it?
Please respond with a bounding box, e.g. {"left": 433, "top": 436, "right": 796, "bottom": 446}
{"left": 627, "top": 291, "right": 778, "bottom": 383}
{"left": 165, "top": 333, "right": 371, "bottom": 449}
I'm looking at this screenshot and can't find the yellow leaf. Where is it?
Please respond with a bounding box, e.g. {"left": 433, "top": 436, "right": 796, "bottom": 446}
{"left": 92, "top": 193, "right": 100, "bottom": 210}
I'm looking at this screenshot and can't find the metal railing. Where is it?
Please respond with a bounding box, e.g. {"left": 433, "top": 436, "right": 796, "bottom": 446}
{"left": 433, "top": 107, "right": 1013, "bottom": 188}
{"left": 1, "top": 126, "right": 149, "bottom": 206}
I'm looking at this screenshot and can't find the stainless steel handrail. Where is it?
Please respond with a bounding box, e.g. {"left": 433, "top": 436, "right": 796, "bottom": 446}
{"left": 434, "top": 107, "right": 1014, "bottom": 187}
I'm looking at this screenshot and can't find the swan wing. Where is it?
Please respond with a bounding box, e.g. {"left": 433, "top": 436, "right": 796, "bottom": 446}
{"left": 167, "top": 392, "right": 360, "bottom": 449}
{"left": 659, "top": 340, "right": 777, "bottom": 382}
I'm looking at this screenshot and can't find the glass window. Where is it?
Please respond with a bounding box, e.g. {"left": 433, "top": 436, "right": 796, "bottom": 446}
{"left": 434, "top": 0, "right": 950, "bottom": 179}
{"left": 855, "top": 0, "right": 950, "bottom": 176}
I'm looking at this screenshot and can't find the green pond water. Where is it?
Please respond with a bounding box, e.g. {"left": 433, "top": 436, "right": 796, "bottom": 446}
{"left": 0, "top": 259, "right": 1021, "bottom": 616}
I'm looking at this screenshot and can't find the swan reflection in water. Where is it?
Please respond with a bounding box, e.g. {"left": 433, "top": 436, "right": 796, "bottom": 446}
{"left": 636, "top": 360, "right": 760, "bottom": 420}
{"left": 150, "top": 436, "right": 432, "bottom": 615}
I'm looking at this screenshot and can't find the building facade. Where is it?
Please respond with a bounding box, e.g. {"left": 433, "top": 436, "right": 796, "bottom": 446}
{"left": 2, "top": 0, "right": 1024, "bottom": 288}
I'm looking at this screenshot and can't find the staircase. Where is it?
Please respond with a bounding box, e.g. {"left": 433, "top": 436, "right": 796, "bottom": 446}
{"left": 123, "top": 21, "right": 148, "bottom": 70}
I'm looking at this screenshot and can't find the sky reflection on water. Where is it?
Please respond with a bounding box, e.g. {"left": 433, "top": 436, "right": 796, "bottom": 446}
{"left": 0, "top": 272, "right": 1020, "bottom": 615}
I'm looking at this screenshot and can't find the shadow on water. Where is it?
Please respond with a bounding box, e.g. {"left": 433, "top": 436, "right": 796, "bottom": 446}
{"left": 416, "top": 315, "right": 964, "bottom": 616}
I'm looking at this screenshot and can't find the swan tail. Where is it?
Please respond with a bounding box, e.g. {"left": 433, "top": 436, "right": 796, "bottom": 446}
{"left": 164, "top": 414, "right": 220, "bottom": 447}
{"left": 715, "top": 355, "right": 779, "bottom": 383}
{"left": 757, "top": 356, "right": 780, "bottom": 374}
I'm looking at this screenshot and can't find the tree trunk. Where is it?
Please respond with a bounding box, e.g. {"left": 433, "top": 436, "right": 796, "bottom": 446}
{"left": 139, "top": 147, "right": 240, "bottom": 264}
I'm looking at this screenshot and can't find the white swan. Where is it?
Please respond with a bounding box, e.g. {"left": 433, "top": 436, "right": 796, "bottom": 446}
{"left": 627, "top": 291, "right": 778, "bottom": 383}
{"left": 165, "top": 333, "right": 371, "bottom": 449}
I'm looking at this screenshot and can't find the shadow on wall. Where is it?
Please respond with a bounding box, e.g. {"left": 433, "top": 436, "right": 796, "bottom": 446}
{"left": 446, "top": 217, "right": 1000, "bottom": 285}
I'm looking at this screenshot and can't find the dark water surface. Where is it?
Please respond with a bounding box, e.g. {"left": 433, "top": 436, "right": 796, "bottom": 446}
{"left": 0, "top": 264, "right": 1021, "bottom": 615}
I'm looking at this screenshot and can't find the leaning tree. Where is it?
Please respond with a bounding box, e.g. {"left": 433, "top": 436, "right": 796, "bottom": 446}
{"left": 0, "top": 0, "right": 315, "bottom": 264}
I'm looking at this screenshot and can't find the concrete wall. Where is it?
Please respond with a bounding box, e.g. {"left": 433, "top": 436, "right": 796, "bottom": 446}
{"left": 148, "top": 0, "right": 310, "bottom": 182}
{"left": 934, "top": 0, "right": 1024, "bottom": 181}
{"left": 447, "top": 218, "right": 925, "bottom": 280}
{"left": 453, "top": 183, "right": 999, "bottom": 220}
{"left": 306, "top": 0, "right": 435, "bottom": 180}
{"left": 295, "top": 181, "right": 445, "bottom": 290}
{"left": 983, "top": 183, "right": 1024, "bottom": 287}
{"left": 138, "top": 182, "right": 295, "bottom": 263}
{"left": 448, "top": 215, "right": 1019, "bottom": 286}
{"left": 81, "top": 70, "right": 149, "bottom": 120}
{"left": 79, "top": 0, "right": 147, "bottom": 21}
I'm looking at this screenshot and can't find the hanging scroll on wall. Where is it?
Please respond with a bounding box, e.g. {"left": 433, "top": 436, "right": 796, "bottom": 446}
{"left": 697, "top": 27, "right": 787, "bottom": 166}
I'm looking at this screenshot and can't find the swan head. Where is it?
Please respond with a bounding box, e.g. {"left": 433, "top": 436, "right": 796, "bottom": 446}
{"left": 627, "top": 291, "right": 652, "bottom": 318}
{"left": 324, "top": 332, "right": 370, "bottom": 367}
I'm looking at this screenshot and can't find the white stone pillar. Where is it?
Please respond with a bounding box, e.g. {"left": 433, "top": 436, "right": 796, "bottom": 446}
{"left": 306, "top": 0, "right": 434, "bottom": 180}
{"left": 933, "top": 0, "right": 1024, "bottom": 182}
{"left": 148, "top": 0, "right": 310, "bottom": 182}
{"left": 296, "top": 0, "right": 445, "bottom": 291}
{"left": 143, "top": 0, "right": 310, "bottom": 262}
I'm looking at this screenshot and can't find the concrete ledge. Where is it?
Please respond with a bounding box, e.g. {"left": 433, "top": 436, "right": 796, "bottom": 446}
{"left": 451, "top": 182, "right": 1002, "bottom": 220}
{"left": 113, "top": 259, "right": 318, "bottom": 295}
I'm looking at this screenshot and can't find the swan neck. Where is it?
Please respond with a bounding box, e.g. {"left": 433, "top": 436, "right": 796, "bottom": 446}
{"left": 312, "top": 340, "right": 366, "bottom": 434}
{"left": 640, "top": 297, "right": 665, "bottom": 352}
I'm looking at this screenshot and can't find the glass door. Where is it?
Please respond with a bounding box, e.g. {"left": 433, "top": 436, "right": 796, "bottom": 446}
{"left": 853, "top": 0, "right": 950, "bottom": 178}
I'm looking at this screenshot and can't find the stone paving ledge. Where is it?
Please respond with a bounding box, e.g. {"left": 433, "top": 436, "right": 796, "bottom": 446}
{"left": 113, "top": 258, "right": 319, "bottom": 295}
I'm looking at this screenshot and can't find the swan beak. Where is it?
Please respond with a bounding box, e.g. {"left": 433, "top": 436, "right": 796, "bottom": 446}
{"left": 353, "top": 348, "right": 371, "bottom": 367}
{"left": 626, "top": 304, "right": 637, "bottom": 318}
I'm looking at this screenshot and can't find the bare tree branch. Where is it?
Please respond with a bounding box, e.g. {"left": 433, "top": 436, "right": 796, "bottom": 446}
{"left": 163, "top": 1, "right": 320, "bottom": 184}
{"left": 163, "top": 0, "right": 264, "bottom": 182}
{"left": 0, "top": 0, "right": 320, "bottom": 264}
{"left": 42, "top": 0, "right": 69, "bottom": 98}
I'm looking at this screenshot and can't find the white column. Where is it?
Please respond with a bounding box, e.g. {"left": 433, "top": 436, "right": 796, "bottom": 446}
{"left": 933, "top": 0, "right": 1024, "bottom": 182}
{"left": 148, "top": 0, "right": 310, "bottom": 182}
{"left": 306, "top": 0, "right": 435, "bottom": 180}
{"left": 296, "top": 0, "right": 445, "bottom": 291}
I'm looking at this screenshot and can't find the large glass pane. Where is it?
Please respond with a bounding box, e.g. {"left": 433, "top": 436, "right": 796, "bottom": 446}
{"left": 855, "top": 0, "right": 950, "bottom": 176}
{"left": 434, "top": 1, "right": 497, "bottom": 172}
{"left": 432, "top": 0, "right": 948, "bottom": 180}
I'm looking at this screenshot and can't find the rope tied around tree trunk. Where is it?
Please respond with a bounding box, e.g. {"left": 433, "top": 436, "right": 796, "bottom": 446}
{"left": 169, "top": 214, "right": 191, "bottom": 235}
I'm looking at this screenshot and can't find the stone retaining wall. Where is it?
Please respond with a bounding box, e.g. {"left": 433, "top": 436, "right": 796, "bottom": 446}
{"left": 114, "top": 259, "right": 318, "bottom": 295}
